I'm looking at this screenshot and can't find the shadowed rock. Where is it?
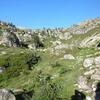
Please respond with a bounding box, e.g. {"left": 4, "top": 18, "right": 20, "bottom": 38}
{"left": 71, "top": 90, "right": 86, "bottom": 100}
{"left": 95, "top": 82, "right": 100, "bottom": 100}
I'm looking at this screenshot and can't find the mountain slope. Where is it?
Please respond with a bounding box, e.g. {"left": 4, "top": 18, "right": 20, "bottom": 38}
{"left": 0, "top": 18, "right": 100, "bottom": 100}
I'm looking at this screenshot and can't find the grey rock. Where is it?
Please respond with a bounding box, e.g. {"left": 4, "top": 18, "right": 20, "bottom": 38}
{"left": 80, "top": 33, "right": 100, "bottom": 47}
{"left": 0, "top": 31, "right": 21, "bottom": 47}
{"left": 91, "top": 69, "right": 100, "bottom": 80}
{"left": 78, "top": 76, "right": 91, "bottom": 91}
{"left": 83, "top": 56, "right": 100, "bottom": 68}
{"left": 94, "top": 56, "right": 100, "bottom": 65}
{"left": 0, "top": 89, "right": 16, "bottom": 100}
{"left": 83, "top": 58, "right": 94, "bottom": 68}
{"left": 84, "top": 69, "right": 95, "bottom": 76}
{"left": 91, "top": 74, "right": 100, "bottom": 80}
{"left": 0, "top": 67, "right": 5, "bottom": 73}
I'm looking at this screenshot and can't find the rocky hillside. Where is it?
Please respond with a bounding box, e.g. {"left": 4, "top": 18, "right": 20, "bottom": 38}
{"left": 0, "top": 18, "right": 100, "bottom": 100}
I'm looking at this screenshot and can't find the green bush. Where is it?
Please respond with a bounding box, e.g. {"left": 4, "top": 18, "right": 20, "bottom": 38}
{"left": 26, "top": 53, "right": 41, "bottom": 69}
{"left": 33, "top": 34, "right": 44, "bottom": 48}
{"left": 31, "top": 71, "right": 62, "bottom": 100}
{"left": 59, "top": 68, "right": 68, "bottom": 74}
{"left": 0, "top": 56, "right": 10, "bottom": 68}
{"left": 0, "top": 52, "right": 41, "bottom": 79}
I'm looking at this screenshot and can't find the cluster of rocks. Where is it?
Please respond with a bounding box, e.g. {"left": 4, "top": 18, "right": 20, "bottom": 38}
{"left": 0, "top": 21, "right": 70, "bottom": 49}
{"left": 80, "top": 33, "right": 100, "bottom": 48}
{"left": 76, "top": 56, "right": 100, "bottom": 99}
{"left": 68, "top": 18, "right": 100, "bottom": 34}
{"left": 83, "top": 56, "right": 100, "bottom": 68}
{"left": 58, "top": 32, "right": 72, "bottom": 40}
{"left": 0, "top": 31, "right": 21, "bottom": 47}
{"left": 0, "top": 18, "right": 100, "bottom": 50}
{"left": 0, "top": 23, "right": 42, "bottom": 49}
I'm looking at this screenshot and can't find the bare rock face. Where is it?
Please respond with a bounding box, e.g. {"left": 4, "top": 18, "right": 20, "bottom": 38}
{"left": 68, "top": 18, "right": 100, "bottom": 35}
{"left": 94, "top": 56, "right": 100, "bottom": 65}
{"left": 80, "top": 33, "right": 100, "bottom": 47}
{"left": 83, "top": 58, "right": 94, "bottom": 68}
{"left": 77, "top": 76, "right": 91, "bottom": 91}
{"left": 0, "top": 89, "right": 16, "bottom": 100}
{"left": 84, "top": 69, "right": 95, "bottom": 76}
{"left": 83, "top": 56, "right": 100, "bottom": 68}
{"left": 79, "top": 55, "right": 100, "bottom": 98}
{"left": 91, "top": 68, "right": 100, "bottom": 81}
{"left": 0, "top": 31, "right": 21, "bottom": 47}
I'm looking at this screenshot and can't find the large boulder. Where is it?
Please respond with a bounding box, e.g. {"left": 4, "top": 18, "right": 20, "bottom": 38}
{"left": 83, "top": 58, "right": 94, "bottom": 68}
{"left": 0, "top": 89, "right": 16, "bottom": 100}
{"left": 83, "top": 56, "right": 100, "bottom": 68}
{"left": 77, "top": 76, "right": 91, "bottom": 91}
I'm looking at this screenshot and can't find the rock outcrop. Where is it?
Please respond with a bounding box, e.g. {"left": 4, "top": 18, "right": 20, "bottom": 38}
{"left": 80, "top": 33, "right": 100, "bottom": 47}
{"left": 68, "top": 18, "right": 100, "bottom": 34}
{"left": 0, "top": 31, "right": 21, "bottom": 47}
{"left": 76, "top": 55, "right": 100, "bottom": 99}
{"left": 83, "top": 58, "right": 94, "bottom": 68}
{"left": 83, "top": 56, "right": 100, "bottom": 68}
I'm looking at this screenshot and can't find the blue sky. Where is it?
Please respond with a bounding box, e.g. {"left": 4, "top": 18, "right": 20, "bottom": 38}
{"left": 0, "top": 0, "right": 100, "bottom": 28}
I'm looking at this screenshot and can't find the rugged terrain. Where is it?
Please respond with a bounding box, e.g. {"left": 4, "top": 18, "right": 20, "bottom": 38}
{"left": 0, "top": 18, "right": 100, "bottom": 100}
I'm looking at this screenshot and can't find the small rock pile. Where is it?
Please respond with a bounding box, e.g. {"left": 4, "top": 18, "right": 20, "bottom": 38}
{"left": 76, "top": 56, "right": 100, "bottom": 99}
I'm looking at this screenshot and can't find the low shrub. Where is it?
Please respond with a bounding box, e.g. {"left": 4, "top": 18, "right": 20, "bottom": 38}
{"left": 0, "top": 52, "right": 41, "bottom": 79}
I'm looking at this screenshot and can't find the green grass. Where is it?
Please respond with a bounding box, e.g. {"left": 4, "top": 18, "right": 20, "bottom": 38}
{"left": 0, "top": 19, "right": 100, "bottom": 99}
{"left": 0, "top": 37, "right": 99, "bottom": 100}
